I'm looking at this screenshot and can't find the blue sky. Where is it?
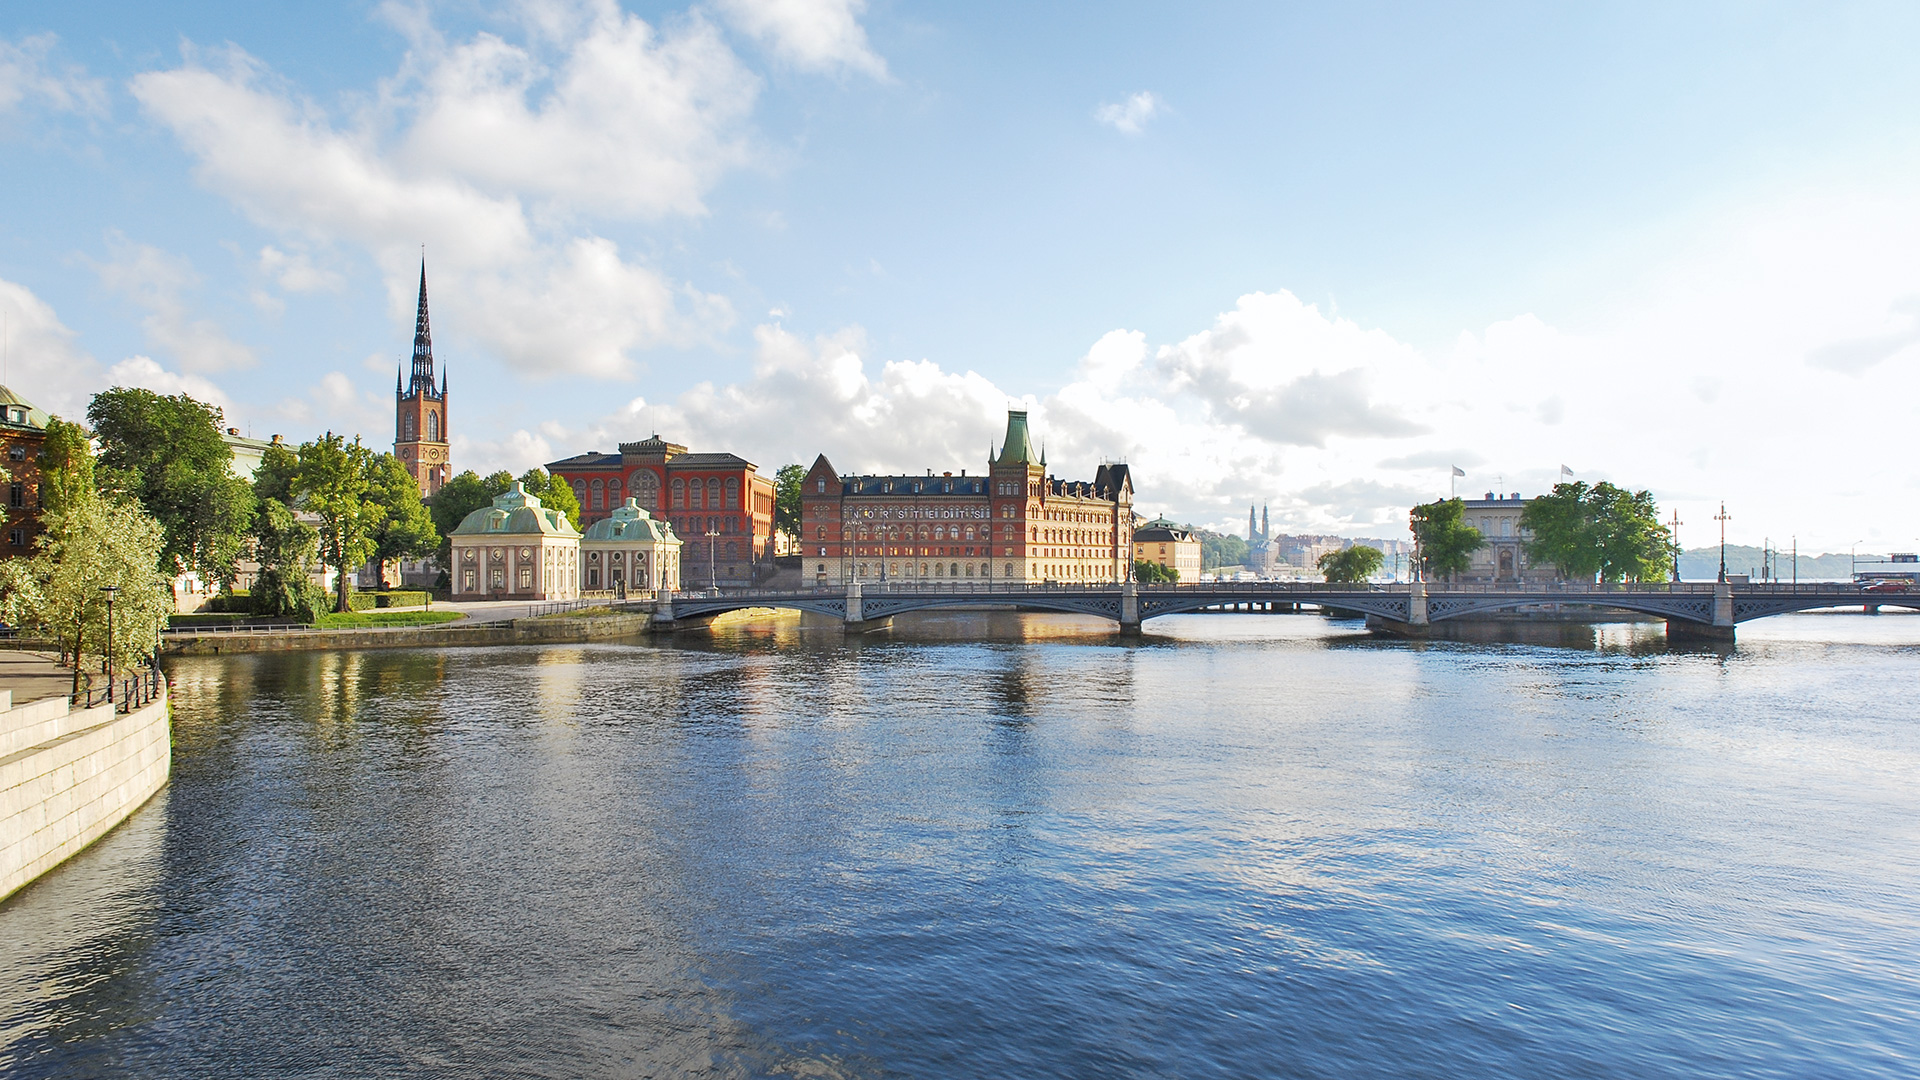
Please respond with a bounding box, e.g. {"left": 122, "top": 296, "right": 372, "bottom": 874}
{"left": 4, "top": 1, "right": 1920, "bottom": 551}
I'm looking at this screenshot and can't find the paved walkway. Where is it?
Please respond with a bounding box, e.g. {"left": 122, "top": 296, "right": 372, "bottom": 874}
{"left": 0, "top": 649, "right": 76, "bottom": 707}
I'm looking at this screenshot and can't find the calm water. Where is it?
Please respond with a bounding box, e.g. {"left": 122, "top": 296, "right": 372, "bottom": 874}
{"left": 3, "top": 613, "right": 1918, "bottom": 1079}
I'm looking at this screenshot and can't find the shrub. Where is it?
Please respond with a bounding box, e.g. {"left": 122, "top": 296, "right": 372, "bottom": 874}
{"left": 375, "top": 590, "right": 431, "bottom": 608}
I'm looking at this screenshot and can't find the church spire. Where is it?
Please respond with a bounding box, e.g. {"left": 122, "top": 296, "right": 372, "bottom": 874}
{"left": 410, "top": 258, "right": 435, "bottom": 392}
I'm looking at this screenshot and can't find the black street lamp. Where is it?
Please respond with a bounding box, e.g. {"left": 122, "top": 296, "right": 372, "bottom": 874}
{"left": 100, "top": 585, "right": 119, "bottom": 700}
{"left": 706, "top": 528, "right": 719, "bottom": 591}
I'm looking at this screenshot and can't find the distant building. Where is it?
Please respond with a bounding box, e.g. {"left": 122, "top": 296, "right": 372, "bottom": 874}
{"left": 394, "top": 261, "right": 451, "bottom": 498}
{"left": 798, "top": 409, "right": 1134, "bottom": 586}
{"left": 1451, "top": 492, "right": 1554, "bottom": 584}
{"left": 447, "top": 482, "right": 580, "bottom": 600}
{"left": 0, "top": 386, "right": 50, "bottom": 559}
{"left": 547, "top": 436, "right": 775, "bottom": 588}
{"left": 580, "top": 498, "right": 681, "bottom": 594}
{"left": 1133, "top": 518, "right": 1202, "bottom": 581}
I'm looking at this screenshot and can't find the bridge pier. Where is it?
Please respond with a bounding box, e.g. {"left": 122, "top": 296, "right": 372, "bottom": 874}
{"left": 1667, "top": 583, "right": 1736, "bottom": 643}
{"left": 1363, "top": 581, "right": 1430, "bottom": 637}
{"left": 1119, "top": 582, "right": 1141, "bottom": 635}
{"left": 650, "top": 591, "right": 721, "bottom": 633}
{"left": 840, "top": 582, "right": 895, "bottom": 633}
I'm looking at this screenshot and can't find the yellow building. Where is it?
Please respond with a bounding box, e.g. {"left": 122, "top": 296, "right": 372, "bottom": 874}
{"left": 1132, "top": 518, "right": 1202, "bottom": 582}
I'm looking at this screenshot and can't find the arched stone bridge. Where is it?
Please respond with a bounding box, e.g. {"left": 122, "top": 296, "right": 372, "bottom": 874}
{"left": 650, "top": 581, "right": 1919, "bottom": 641}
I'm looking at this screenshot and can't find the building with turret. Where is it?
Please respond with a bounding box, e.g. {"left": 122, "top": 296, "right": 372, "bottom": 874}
{"left": 395, "top": 261, "right": 450, "bottom": 498}
{"left": 796, "top": 410, "right": 1133, "bottom": 586}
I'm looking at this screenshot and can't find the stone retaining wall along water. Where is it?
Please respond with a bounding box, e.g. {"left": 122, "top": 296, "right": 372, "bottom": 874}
{"left": 0, "top": 688, "right": 171, "bottom": 903}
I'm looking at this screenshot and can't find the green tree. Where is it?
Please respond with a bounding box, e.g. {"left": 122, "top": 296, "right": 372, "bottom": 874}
{"left": 1409, "top": 498, "right": 1483, "bottom": 580}
{"left": 293, "top": 434, "right": 379, "bottom": 614}
{"left": 367, "top": 453, "right": 440, "bottom": 584}
{"left": 773, "top": 464, "right": 805, "bottom": 543}
{"left": 1521, "top": 481, "right": 1672, "bottom": 583}
{"left": 87, "top": 388, "right": 256, "bottom": 586}
{"left": 516, "top": 467, "right": 581, "bottom": 523}
{"left": 1192, "top": 527, "right": 1250, "bottom": 570}
{"left": 430, "top": 470, "right": 505, "bottom": 572}
{"left": 0, "top": 421, "right": 170, "bottom": 694}
{"left": 1318, "top": 544, "right": 1385, "bottom": 583}
{"left": 253, "top": 439, "right": 299, "bottom": 503}
{"left": 248, "top": 498, "right": 324, "bottom": 620}
{"left": 1133, "top": 558, "right": 1178, "bottom": 583}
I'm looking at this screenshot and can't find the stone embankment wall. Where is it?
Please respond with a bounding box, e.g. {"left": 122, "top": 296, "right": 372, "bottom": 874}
{"left": 1, "top": 689, "right": 171, "bottom": 902}
{"left": 162, "top": 613, "right": 657, "bottom": 655}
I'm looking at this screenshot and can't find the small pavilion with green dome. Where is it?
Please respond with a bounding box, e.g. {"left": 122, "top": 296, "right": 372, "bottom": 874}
{"left": 447, "top": 482, "right": 581, "bottom": 600}
{"left": 580, "top": 497, "right": 682, "bottom": 594}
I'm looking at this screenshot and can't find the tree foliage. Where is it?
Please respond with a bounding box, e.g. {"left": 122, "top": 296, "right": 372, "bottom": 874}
{"left": 369, "top": 453, "right": 440, "bottom": 570}
{"left": 1191, "top": 527, "right": 1250, "bottom": 570}
{"left": 1520, "top": 481, "right": 1671, "bottom": 583}
{"left": 246, "top": 441, "right": 324, "bottom": 619}
{"left": 1409, "top": 498, "right": 1483, "bottom": 580}
{"left": 0, "top": 421, "right": 170, "bottom": 692}
{"left": 87, "top": 387, "right": 256, "bottom": 585}
{"left": 1318, "top": 544, "right": 1384, "bottom": 583}
{"left": 293, "top": 434, "right": 380, "bottom": 614}
{"left": 516, "top": 467, "right": 580, "bottom": 524}
{"left": 1133, "top": 558, "right": 1179, "bottom": 584}
{"left": 773, "top": 464, "right": 805, "bottom": 542}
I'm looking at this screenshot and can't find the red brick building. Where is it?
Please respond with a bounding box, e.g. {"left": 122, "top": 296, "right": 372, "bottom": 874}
{"left": 798, "top": 410, "right": 1133, "bottom": 586}
{"left": 394, "top": 261, "right": 450, "bottom": 497}
{"left": 0, "top": 386, "right": 50, "bottom": 560}
{"left": 546, "top": 436, "right": 775, "bottom": 587}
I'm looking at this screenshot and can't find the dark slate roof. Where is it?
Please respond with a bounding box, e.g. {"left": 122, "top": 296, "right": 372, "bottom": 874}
{"left": 839, "top": 475, "right": 988, "bottom": 496}
{"left": 1133, "top": 520, "right": 1195, "bottom": 543}
{"left": 617, "top": 435, "right": 689, "bottom": 456}
{"left": 668, "top": 452, "right": 757, "bottom": 469}
{"left": 547, "top": 451, "right": 622, "bottom": 470}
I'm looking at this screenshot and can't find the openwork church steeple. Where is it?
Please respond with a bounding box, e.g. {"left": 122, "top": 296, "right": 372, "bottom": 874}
{"left": 396, "top": 257, "right": 450, "bottom": 497}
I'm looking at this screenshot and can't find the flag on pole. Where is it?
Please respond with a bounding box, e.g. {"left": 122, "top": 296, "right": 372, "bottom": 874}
{"left": 1451, "top": 465, "right": 1466, "bottom": 477}
{"left": 1559, "top": 464, "right": 1573, "bottom": 478}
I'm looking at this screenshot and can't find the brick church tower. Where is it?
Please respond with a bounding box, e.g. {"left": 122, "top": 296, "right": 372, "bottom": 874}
{"left": 395, "top": 260, "right": 450, "bottom": 497}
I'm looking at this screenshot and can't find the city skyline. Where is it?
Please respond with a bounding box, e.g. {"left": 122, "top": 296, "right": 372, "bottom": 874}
{"left": 2, "top": 3, "right": 1918, "bottom": 550}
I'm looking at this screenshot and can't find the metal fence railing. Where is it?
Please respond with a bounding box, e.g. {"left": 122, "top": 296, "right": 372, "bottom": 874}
{"left": 73, "top": 666, "right": 166, "bottom": 713}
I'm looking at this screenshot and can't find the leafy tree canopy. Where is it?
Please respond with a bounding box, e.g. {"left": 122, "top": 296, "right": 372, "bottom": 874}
{"left": 0, "top": 423, "right": 170, "bottom": 691}
{"left": 1134, "top": 558, "right": 1178, "bottom": 584}
{"left": 516, "top": 467, "right": 580, "bottom": 524}
{"left": 1409, "top": 498, "right": 1483, "bottom": 580}
{"left": 774, "top": 464, "right": 805, "bottom": 542}
{"left": 370, "top": 453, "right": 440, "bottom": 568}
{"left": 293, "top": 434, "right": 379, "bottom": 614}
{"left": 87, "top": 387, "right": 256, "bottom": 584}
{"left": 1520, "top": 481, "right": 1671, "bottom": 583}
{"left": 1318, "top": 544, "right": 1384, "bottom": 583}
{"left": 1190, "top": 527, "right": 1250, "bottom": 571}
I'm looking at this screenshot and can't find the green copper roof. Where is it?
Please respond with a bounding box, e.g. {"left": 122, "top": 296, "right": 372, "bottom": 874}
{"left": 0, "top": 386, "right": 52, "bottom": 431}
{"left": 996, "top": 409, "right": 1038, "bottom": 465}
{"left": 449, "top": 481, "right": 580, "bottom": 538}
{"left": 581, "top": 498, "right": 680, "bottom": 544}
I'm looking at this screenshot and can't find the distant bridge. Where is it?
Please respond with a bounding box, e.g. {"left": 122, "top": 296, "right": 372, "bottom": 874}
{"left": 651, "top": 581, "right": 1919, "bottom": 641}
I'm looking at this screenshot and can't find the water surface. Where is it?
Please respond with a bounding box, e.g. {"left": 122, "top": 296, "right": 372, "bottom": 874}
{"left": 3, "top": 612, "right": 1917, "bottom": 1078}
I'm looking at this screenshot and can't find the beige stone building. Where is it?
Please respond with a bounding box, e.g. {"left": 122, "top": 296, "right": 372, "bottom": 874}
{"left": 580, "top": 498, "right": 681, "bottom": 594}
{"left": 447, "top": 482, "right": 581, "bottom": 600}
{"left": 1132, "top": 519, "right": 1202, "bottom": 581}
{"left": 1455, "top": 492, "right": 1555, "bottom": 584}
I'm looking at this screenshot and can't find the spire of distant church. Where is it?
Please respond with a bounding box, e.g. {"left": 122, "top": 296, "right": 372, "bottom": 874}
{"left": 410, "top": 258, "right": 435, "bottom": 391}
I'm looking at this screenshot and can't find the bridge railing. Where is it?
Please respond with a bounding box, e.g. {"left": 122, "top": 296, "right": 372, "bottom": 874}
{"left": 664, "top": 580, "right": 1886, "bottom": 603}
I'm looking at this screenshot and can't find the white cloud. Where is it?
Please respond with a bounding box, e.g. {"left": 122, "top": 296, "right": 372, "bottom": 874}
{"left": 1095, "top": 91, "right": 1163, "bottom": 136}
{"left": 0, "top": 276, "right": 101, "bottom": 418}
{"left": 131, "top": 3, "right": 757, "bottom": 377}
{"left": 711, "top": 0, "right": 887, "bottom": 78}
{"left": 257, "top": 246, "right": 344, "bottom": 294}
{"left": 91, "top": 236, "right": 257, "bottom": 373}
{"left": 0, "top": 34, "right": 107, "bottom": 117}
{"left": 102, "top": 355, "right": 234, "bottom": 413}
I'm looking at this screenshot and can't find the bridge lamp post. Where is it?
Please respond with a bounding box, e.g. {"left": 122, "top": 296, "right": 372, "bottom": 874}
{"left": 706, "top": 529, "right": 719, "bottom": 592}
{"left": 1715, "top": 503, "right": 1731, "bottom": 583}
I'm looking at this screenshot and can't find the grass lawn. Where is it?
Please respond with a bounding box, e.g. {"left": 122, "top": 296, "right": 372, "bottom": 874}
{"left": 312, "top": 611, "right": 467, "bottom": 630}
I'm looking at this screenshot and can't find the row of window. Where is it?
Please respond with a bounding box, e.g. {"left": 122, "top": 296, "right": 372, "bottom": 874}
{"left": 399, "top": 411, "right": 441, "bottom": 442}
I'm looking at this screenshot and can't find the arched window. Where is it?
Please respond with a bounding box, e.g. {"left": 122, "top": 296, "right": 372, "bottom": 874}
{"left": 608, "top": 477, "right": 622, "bottom": 504}
{"left": 403, "top": 415, "right": 414, "bottom": 440}
{"left": 572, "top": 479, "right": 586, "bottom": 502}
{"left": 1006, "top": 563, "right": 1014, "bottom": 577}
{"left": 816, "top": 526, "right": 826, "bottom": 540}
{"left": 725, "top": 477, "right": 739, "bottom": 508}
{"left": 707, "top": 478, "right": 721, "bottom": 508}
{"left": 949, "top": 563, "right": 958, "bottom": 577}
{"left": 591, "top": 478, "right": 604, "bottom": 509}
{"left": 671, "top": 478, "right": 685, "bottom": 508}
{"left": 427, "top": 411, "right": 439, "bottom": 441}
